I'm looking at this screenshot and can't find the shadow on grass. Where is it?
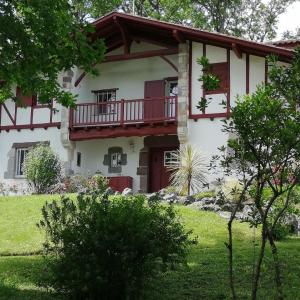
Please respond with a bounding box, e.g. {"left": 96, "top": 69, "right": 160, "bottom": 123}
{"left": 0, "top": 256, "right": 61, "bottom": 300}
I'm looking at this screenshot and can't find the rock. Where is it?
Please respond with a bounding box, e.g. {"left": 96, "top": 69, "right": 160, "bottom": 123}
{"left": 163, "top": 193, "right": 178, "bottom": 204}
{"left": 201, "top": 203, "right": 221, "bottom": 212}
{"left": 178, "top": 195, "right": 194, "bottom": 205}
{"left": 146, "top": 193, "right": 159, "bottom": 202}
{"left": 122, "top": 188, "right": 133, "bottom": 196}
{"left": 104, "top": 187, "right": 114, "bottom": 196}
{"left": 220, "top": 202, "right": 235, "bottom": 212}
{"left": 218, "top": 211, "right": 232, "bottom": 220}
{"left": 201, "top": 197, "right": 216, "bottom": 205}
{"left": 294, "top": 217, "right": 300, "bottom": 236}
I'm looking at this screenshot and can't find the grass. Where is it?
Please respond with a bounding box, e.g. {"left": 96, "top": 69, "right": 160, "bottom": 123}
{"left": 0, "top": 195, "right": 299, "bottom": 299}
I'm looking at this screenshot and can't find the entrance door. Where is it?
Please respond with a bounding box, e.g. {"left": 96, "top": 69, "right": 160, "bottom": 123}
{"left": 149, "top": 147, "right": 177, "bottom": 192}
{"left": 144, "top": 80, "right": 165, "bottom": 121}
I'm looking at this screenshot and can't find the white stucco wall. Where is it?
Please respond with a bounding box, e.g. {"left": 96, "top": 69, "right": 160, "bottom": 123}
{"left": 73, "top": 136, "right": 144, "bottom": 192}
{"left": 0, "top": 127, "right": 67, "bottom": 180}
{"left": 74, "top": 42, "right": 178, "bottom": 103}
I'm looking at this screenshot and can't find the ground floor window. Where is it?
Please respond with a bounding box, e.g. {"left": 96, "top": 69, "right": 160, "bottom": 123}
{"left": 164, "top": 150, "right": 179, "bottom": 167}
{"left": 15, "top": 148, "right": 29, "bottom": 177}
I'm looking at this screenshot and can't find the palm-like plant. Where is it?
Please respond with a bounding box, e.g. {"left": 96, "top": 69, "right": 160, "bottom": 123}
{"left": 168, "top": 145, "right": 209, "bottom": 196}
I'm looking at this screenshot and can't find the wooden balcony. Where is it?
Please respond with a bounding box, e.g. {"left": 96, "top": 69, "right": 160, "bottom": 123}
{"left": 69, "top": 96, "right": 178, "bottom": 140}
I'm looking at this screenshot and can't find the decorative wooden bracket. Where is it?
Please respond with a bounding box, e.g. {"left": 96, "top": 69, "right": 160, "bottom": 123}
{"left": 232, "top": 43, "right": 242, "bottom": 59}
{"left": 113, "top": 16, "right": 132, "bottom": 54}
{"left": 74, "top": 48, "right": 179, "bottom": 87}
{"left": 172, "top": 30, "right": 185, "bottom": 43}
{"left": 160, "top": 55, "right": 178, "bottom": 72}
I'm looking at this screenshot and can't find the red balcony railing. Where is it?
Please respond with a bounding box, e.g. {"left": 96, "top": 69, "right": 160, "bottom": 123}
{"left": 70, "top": 96, "right": 177, "bottom": 128}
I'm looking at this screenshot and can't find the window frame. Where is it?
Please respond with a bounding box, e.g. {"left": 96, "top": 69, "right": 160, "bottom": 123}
{"left": 15, "top": 148, "right": 29, "bottom": 178}
{"left": 92, "top": 88, "right": 118, "bottom": 115}
{"left": 110, "top": 152, "right": 122, "bottom": 168}
{"left": 204, "top": 62, "right": 229, "bottom": 95}
{"left": 164, "top": 150, "right": 179, "bottom": 167}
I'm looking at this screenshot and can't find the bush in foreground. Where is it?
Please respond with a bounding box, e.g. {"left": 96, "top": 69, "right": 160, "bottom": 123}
{"left": 38, "top": 191, "right": 194, "bottom": 299}
{"left": 23, "top": 144, "right": 62, "bottom": 194}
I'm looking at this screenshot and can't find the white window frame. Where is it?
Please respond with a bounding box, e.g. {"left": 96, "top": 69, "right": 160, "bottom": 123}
{"left": 164, "top": 150, "right": 179, "bottom": 167}
{"left": 111, "top": 152, "right": 122, "bottom": 168}
{"left": 15, "top": 148, "right": 29, "bottom": 178}
{"left": 93, "top": 89, "right": 117, "bottom": 115}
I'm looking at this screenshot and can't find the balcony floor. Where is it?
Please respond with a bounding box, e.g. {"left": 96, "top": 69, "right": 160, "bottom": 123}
{"left": 69, "top": 121, "right": 177, "bottom": 140}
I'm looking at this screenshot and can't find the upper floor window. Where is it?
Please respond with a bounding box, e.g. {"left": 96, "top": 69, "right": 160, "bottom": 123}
{"left": 16, "top": 87, "right": 37, "bottom": 107}
{"left": 204, "top": 62, "right": 229, "bottom": 95}
{"left": 15, "top": 148, "right": 29, "bottom": 177}
{"left": 92, "top": 89, "right": 117, "bottom": 103}
{"left": 166, "top": 80, "right": 178, "bottom": 97}
{"left": 92, "top": 89, "right": 117, "bottom": 114}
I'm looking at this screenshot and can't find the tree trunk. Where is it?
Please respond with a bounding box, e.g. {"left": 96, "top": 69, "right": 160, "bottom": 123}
{"left": 252, "top": 227, "right": 267, "bottom": 300}
{"left": 267, "top": 230, "right": 284, "bottom": 300}
{"left": 227, "top": 220, "right": 237, "bottom": 299}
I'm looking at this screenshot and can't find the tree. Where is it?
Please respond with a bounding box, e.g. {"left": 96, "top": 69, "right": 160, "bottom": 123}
{"left": 210, "top": 48, "right": 300, "bottom": 299}
{"left": 282, "top": 27, "right": 300, "bottom": 40}
{"left": 190, "top": 0, "right": 295, "bottom": 42}
{"left": 168, "top": 145, "right": 208, "bottom": 196}
{"left": 23, "top": 144, "right": 62, "bottom": 194}
{"left": 116, "top": 0, "right": 295, "bottom": 42}
{"left": 0, "top": 0, "right": 106, "bottom": 107}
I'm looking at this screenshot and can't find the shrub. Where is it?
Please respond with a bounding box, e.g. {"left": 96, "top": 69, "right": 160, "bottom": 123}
{"left": 38, "top": 191, "right": 194, "bottom": 299}
{"left": 64, "top": 175, "right": 90, "bottom": 193}
{"left": 194, "top": 190, "right": 216, "bottom": 200}
{"left": 272, "top": 223, "right": 292, "bottom": 241}
{"left": 168, "top": 145, "right": 208, "bottom": 195}
{"left": 87, "top": 174, "right": 108, "bottom": 193}
{"left": 23, "top": 144, "right": 62, "bottom": 194}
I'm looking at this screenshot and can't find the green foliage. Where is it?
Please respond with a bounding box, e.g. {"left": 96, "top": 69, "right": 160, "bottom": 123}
{"left": 194, "top": 190, "right": 216, "bottom": 200}
{"left": 0, "top": 196, "right": 300, "bottom": 299}
{"left": 168, "top": 145, "right": 209, "bottom": 196}
{"left": 272, "top": 223, "right": 292, "bottom": 241}
{"left": 38, "top": 192, "right": 194, "bottom": 299}
{"left": 23, "top": 145, "right": 62, "bottom": 194}
{"left": 0, "top": 0, "right": 106, "bottom": 107}
{"left": 196, "top": 56, "right": 220, "bottom": 113}
{"left": 87, "top": 174, "right": 108, "bottom": 193}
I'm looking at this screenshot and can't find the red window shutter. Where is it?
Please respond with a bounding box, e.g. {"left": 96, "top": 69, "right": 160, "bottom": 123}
{"left": 16, "top": 87, "right": 35, "bottom": 107}
{"left": 205, "top": 62, "right": 229, "bottom": 94}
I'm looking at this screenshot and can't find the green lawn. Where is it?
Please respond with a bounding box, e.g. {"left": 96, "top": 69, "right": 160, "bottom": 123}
{"left": 0, "top": 195, "right": 299, "bottom": 299}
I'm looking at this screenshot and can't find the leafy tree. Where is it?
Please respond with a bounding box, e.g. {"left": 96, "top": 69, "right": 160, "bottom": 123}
{"left": 116, "top": 0, "right": 295, "bottom": 42}
{"left": 190, "top": 0, "right": 295, "bottom": 41}
{"left": 282, "top": 27, "right": 300, "bottom": 40}
{"left": 38, "top": 191, "right": 194, "bottom": 299}
{"left": 23, "top": 144, "right": 62, "bottom": 194}
{"left": 210, "top": 48, "right": 300, "bottom": 299}
{"left": 0, "top": 0, "right": 106, "bottom": 107}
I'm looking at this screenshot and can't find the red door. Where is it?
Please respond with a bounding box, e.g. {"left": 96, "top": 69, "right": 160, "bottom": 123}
{"left": 144, "top": 80, "right": 165, "bottom": 121}
{"left": 149, "top": 147, "right": 176, "bottom": 192}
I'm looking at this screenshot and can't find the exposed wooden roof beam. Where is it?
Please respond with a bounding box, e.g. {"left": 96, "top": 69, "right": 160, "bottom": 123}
{"left": 172, "top": 30, "right": 185, "bottom": 43}
{"left": 160, "top": 55, "right": 178, "bottom": 72}
{"left": 232, "top": 43, "right": 242, "bottom": 59}
{"left": 103, "top": 48, "right": 178, "bottom": 63}
{"left": 113, "top": 16, "right": 132, "bottom": 54}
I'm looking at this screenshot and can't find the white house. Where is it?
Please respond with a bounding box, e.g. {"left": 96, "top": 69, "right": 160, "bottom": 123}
{"left": 0, "top": 12, "right": 296, "bottom": 193}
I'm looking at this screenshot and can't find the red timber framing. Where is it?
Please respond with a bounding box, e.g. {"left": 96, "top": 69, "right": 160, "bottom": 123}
{"left": 0, "top": 101, "right": 60, "bottom": 132}
{"left": 69, "top": 96, "right": 178, "bottom": 140}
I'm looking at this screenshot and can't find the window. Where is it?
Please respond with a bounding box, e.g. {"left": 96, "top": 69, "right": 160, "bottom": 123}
{"left": 204, "top": 62, "right": 229, "bottom": 94}
{"left": 92, "top": 89, "right": 117, "bottom": 114}
{"left": 16, "top": 87, "right": 37, "bottom": 107}
{"left": 167, "top": 81, "right": 178, "bottom": 97}
{"left": 164, "top": 150, "right": 179, "bottom": 167}
{"left": 76, "top": 152, "right": 82, "bottom": 167}
{"left": 15, "top": 148, "right": 29, "bottom": 177}
{"left": 111, "top": 153, "right": 122, "bottom": 168}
